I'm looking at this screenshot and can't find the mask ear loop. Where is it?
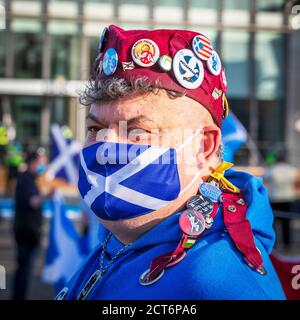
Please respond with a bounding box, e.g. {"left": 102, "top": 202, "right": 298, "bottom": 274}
{"left": 175, "top": 128, "right": 204, "bottom": 196}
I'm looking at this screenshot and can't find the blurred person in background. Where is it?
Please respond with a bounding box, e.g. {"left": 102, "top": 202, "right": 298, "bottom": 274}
{"left": 4, "top": 141, "right": 24, "bottom": 196}
{"left": 0, "top": 122, "right": 8, "bottom": 166}
{"left": 263, "top": 153, "right": 300, "bottom": 247}
{"left": 12, "top": 147, "right": 51, "bottom": 300}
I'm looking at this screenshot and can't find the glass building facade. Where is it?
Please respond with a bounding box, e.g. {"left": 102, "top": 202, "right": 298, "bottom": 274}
{"left": 0, "top": 0, "right": 299, "bottom": 165}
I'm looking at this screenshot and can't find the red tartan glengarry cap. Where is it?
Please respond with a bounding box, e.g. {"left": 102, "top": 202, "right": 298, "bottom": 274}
{"left": 92, "top": 25, "right": 229, "bottom": 128}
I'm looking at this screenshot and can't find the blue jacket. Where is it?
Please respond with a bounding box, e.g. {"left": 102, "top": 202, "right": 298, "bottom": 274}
{"left": 63, "top": 169, "right": 286, "bottom": 300}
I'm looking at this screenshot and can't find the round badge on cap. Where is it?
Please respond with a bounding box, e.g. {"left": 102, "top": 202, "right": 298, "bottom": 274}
{"left": 102, "top": 48, "right": 118, "bottom": 76}
{"left": 179, "top": 209, "right": 206, "bottom": 237}
{"left": 131, "top": 38, "right": 160, "bottom": 67}
{"left": 158, "top": 55, "right": 172, "bottom": 72}
{"left": 199, "top": 182, "right": 222, "bottom": 203}
{"left": 207, "top": 50, "right": 222, "bottom": 76}
{"left": 192, "top": 35, "right": 213, "bottom": 61}
{"left": 173, "top": 49, "right": 204, "bottom": 89}
{"left": 186, "top": 194, "right": 214, "bottom": 216}
{"left": 98, "top": 26, "right": 108, "bottom": 52}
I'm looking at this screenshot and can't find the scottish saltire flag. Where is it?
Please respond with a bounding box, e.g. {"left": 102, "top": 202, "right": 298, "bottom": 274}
{"left": 46, "top": 124, "right": 81, "bottom": 184}
{"left": 222, "top": 112, "right": 248, "bottom": 162}
{"left": 78, "top": 141, "right": 183, "bottom": 220}
{"left": 42, "top": 192, "right": 85, "bottom": 292}
{"left": 43, "top": 125, "right": 94, "bottom": 292}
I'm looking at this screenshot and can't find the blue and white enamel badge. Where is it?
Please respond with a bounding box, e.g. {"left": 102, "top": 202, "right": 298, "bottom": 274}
{"left": 199, "top": 182, "right": 222, "bottom": 203}
{"left": 103, "top": 48, "right": 118, "bottom": 76}
{"left": 207, "top": 50, "right": 222, "bottom": 76}
{"left": 173, "top": 49, "right": 204, "bottom": 89}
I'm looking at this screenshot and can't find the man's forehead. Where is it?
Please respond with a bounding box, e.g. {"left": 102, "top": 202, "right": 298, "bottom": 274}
{"left": 87, "top": 92, "right": 211, "bottom": 129}
{"left": 88, "top": 99, "right": 158, "bottom": 125}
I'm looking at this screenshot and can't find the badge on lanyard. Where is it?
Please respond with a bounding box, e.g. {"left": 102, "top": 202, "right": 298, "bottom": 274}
{"left": 139, "top": 268, "right": 165, "bottom": 286}
{"left": 187, "top": 194, "right": 214, "bottom": 215}
{"left": 179, "top": 209, "right": 206, "bottom": 237}
{"left": 199, "top": 182, "right": 222, "bottom": 203}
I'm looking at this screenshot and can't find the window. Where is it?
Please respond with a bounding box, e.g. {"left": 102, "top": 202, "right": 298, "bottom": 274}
{"left": 156, "top": 0, "right": 182, "bottom": 6}
{"left": 0, "top": 31, "right": 4, "bottom": 77}
{"left": 119, "top": 0, "right": 149, "bottom": 21}
{"left": 190, "top": 0, "right": 218, "bottom": 9}
{"left": 256, "top": 32, "right": 284, "bottom": 100}
{"left": 189, "top": 0, "right": 218, "bottom": 25}
{"left": 51, "top": 97, "right": 68, "bottom": 126}
{"left": 0, "top": 0, "right": 5, "bottom": 30}
{"left": 258, "top": 99, "right": 285, "bottom": 158}
{"left": 256, "top": 0, "right": 284, "bottom": 27}
{"left": 222, "top": 31, "right": 250, "bottom": 98}
{"left": 12, "top": 19, "right": 42, "bottom": 79}
{"left": 14, "top": 32, "right": 42, "bottom": 78}
{"left": 48, "top": 20, "right": 80, "bottom": 80}
{"left": 256, "top": 0, "right": 284, "bottom": 12}
{"left": 154, "top": 0, "right": 183, "bottom": 23}
{"left": 89, "top": 36, "right": 98, "bottom": 72}
{"left": 84, "top": 0, "right": 113, "bottom": 20}
{"left": 50, "top": 34, "right": 80, "bottom": 80}
{"left": 12, "top": 97, "right": 43, "bottom": 149}
{"left": 223, "top": 0, "right": 251, "bottom": 26}
{"left": 48, "top": 0, "right": 79, "bottom": 18}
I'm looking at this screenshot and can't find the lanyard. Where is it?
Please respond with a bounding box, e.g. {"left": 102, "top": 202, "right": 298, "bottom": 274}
{"left": 140, "top": 162, "right": 266, "bottom": 285}
{"left": 222, "top": 191, "right": 266, "bottom": 275}
{"left": 140, "top": 202, "right": 219, "bottom": 285}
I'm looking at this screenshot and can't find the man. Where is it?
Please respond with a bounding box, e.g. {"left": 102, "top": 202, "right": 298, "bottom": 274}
{"left": 57, "top": 25, "right": 285, "bottom": 300}
{"left": 12, "top": 148, "right": 48, "bottom": 300}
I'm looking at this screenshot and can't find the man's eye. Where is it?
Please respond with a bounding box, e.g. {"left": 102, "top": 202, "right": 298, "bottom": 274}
{"left": 87, "top": 127, "right": 100, "bottom": 133}
{"left": 128, "top": 129, "right": 149, "bottom": 140}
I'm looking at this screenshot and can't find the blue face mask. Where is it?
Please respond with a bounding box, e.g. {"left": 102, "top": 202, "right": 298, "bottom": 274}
{"left": 36, "top": 164, "right": 47, "bottom": 175}
{"left": 78, "top": 133, "right": 201, "bottom": 221}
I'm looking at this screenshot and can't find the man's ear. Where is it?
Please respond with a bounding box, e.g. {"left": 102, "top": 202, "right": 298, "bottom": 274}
{"left": 202, "top": 125, "right": 221, "bottom": 162}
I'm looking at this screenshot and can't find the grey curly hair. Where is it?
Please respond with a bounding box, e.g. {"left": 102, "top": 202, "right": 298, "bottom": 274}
{"left": 79, "top": 77, "right": 184, "bottom": 105}
{"left": 79, "top": 77, "right": 223, "bottom": 160}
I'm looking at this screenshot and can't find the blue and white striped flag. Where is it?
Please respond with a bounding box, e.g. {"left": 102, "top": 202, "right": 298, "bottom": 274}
{"left": 43, "top": 125, "right": 93, "bottom": 293}
{"left": 46, "top": 124, "right": 81, "bottom": 184}
{"left": 42, "top": 192, "right": 85, "bottom": 292}
{"left": 222, "top": 112, "right": 248, "bottom": 162}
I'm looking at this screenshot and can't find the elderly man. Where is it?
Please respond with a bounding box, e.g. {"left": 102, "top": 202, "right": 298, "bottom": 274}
{"left": 56, "top": 25, "right": 285, "bottom": 300}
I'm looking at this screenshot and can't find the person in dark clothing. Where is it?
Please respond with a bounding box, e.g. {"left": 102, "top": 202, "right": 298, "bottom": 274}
{"left": 12, "top": 148, "right": 49, "bottom": 300}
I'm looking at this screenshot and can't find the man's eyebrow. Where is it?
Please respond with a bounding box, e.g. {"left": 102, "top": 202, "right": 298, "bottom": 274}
{"left": 86, "top": 113, "right": 157, "bottom": 127}
{"left": 86, "top": 113, "right": 106, "bottom": 126}
{"left": 127, "top": 115, "right": 156, "bottom": 126}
